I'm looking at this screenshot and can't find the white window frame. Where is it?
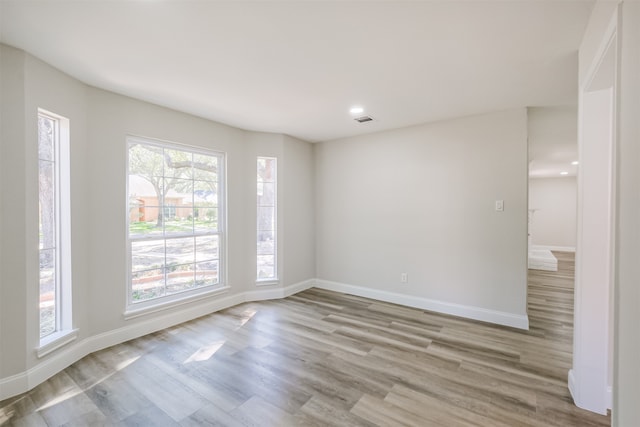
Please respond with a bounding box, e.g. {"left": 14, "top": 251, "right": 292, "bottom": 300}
{"left": 37, "top": 109, "right": 76, "bottom": 355}
{"left": 256, "top": 156, "right": 278, "bottom": 284}
{"left": 125, "top": 136, "right": 227, "bottom": 316}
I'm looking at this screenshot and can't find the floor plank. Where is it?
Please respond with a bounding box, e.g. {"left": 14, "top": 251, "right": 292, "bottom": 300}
{"left": 0, "top": 251, "right": 611, "bottom": 426}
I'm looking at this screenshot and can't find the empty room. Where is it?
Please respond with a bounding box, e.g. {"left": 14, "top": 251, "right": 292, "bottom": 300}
{"left": 1, "top": 1, "right": 638, "bottom": 426}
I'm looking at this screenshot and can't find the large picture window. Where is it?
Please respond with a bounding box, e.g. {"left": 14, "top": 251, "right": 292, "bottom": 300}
{"left": 38, "top": 109, "right": 72, "bottom": 344}
{"left": 127, "top": 137, "right": 225, "bottom": 309}
{"left": 257, "top": 157, "right": 277, "bottom": 281}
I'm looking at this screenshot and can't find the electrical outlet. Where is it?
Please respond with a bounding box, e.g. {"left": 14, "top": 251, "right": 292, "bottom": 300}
{"left": 401, "top": 273, "right": 408, "bottom": 283}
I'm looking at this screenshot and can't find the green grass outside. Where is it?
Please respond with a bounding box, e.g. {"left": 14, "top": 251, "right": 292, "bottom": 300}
{"left": 129, "top": 219, "right": 217, "bottom": 234}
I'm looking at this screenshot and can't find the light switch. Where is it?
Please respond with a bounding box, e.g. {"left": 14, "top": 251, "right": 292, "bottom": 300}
{"left": 495, "top": 200, "right": 504, "bottom": 212}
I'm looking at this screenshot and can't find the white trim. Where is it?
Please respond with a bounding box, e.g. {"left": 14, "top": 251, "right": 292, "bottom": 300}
{"left": 246, "top": 279, "right": 315, "bottom": 302}
{"left": 37, "top": 109, "right": 73, "bottom": 342}
{"left": 36, "top": 328, "right": 79, "bottom": 358}
{"left": 256, "top": 156, "right": 277, "bottom": 282}
{"left": 0, "top": 279, "right": 315, "bottom": 401}
{"left": 571, "top": 6, "right": 617, "bottom": 415}
{"left": 569, "top": 371, "right": 613, "bottom": 414}
{"left": 0, "top": 371, "right": 28, "bottom": 400}
{"left": 314, "top": 279, "right": 529, "bottom": 330}
{"left": 123, "top": 286, "right": 231, "bottom": 320}
{"left": 531, "top": 245, "right": 576, "bottom": 253}
{"left": 568, "top": 369, "right": 577, "bottom": 403}
{"left": 2, "top": 277, "right": 531, "bottom": 400}
{"left": 286, "top": 279, "right": 315, "bottom": 295}
{"left": 101, "top": 291, "right": 246, "bottom": 352}
{"left": 581, "top": 11, "right": 619, "bottom": 93}
{"left": 1, "top": 277, "right": 531, "bottom": 400}
{"left": 255, "top": 279, "right": 280, "bottom": 287}
{"left": 125, "top": 135, "right": 227, "bottom": 311}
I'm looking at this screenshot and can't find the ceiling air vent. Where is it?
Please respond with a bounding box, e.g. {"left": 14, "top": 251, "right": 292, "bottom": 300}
{"left": 354, "top": 115, "right": 373, "bottom": 123}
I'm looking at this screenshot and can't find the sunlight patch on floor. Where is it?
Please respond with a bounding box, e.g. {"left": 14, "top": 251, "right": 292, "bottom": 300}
{"left": 236, "top": 309, "right": 257, "bottom": 329}
{"left": 36, "top": 354, "right": 141, "bottom": 411}
{"left": 184, "top": 341, "right": 225, "bottom": 364}
{"left": 0, "top": 407, "right": 15, "bottom": 424}
{"left": 37, "top": 388, "right": 82, "bottom": 411}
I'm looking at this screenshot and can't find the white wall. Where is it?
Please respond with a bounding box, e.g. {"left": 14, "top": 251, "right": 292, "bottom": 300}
{"left": 529, "top": 177, "right": 577, "bottom": 249}
{"left": 0, "top": 45, "right": 316, "bottom": 399}
{"left": 315, "top": 109, "right": 529, "bottom": 328}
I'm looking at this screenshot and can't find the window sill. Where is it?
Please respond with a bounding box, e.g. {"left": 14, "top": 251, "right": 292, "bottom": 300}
{"left": 256, "top": 279, "right": 280, "bottom": 286}
{"left": 37, "top": 329, "right": 79, "bottom": 358}
{"left": 124, "top": 285, "right": 230, "bottom": 320}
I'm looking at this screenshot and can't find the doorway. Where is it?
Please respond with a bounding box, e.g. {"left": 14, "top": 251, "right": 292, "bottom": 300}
{"left": 569, "top": 30, "right": 617, "bottom": 415}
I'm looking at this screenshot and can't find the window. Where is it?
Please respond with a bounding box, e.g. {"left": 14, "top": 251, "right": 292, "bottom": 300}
{"left": 127, "top": 137, "right": 225, "bottom": 309}
{"left": 257, "top": 157, "right": 277, "bottom": 281}
{"left": 38, "top": 110, "right": 72, "bottom": 343}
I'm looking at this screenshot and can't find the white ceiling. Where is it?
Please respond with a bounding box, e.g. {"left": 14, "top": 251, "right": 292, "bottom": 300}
{"left": 0, "top": 1, "right": 593, "bottom": 144}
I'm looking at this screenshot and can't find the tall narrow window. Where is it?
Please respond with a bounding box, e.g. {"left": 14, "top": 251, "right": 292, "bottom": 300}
{"left": 38, "top": 110, "right": 71, "bottom": 343}
{"left": 127, "top": 137, "right": 225, "bottom": 310}
{"left": 257, "top": 157, "right": 277, "bottom": 281}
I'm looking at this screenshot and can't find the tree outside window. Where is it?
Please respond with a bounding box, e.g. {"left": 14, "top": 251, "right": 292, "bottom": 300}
{"left": 127, "top": 138, "right": 224, "bottom": 306}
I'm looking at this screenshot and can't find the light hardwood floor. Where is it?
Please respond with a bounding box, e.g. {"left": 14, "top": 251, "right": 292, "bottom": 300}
{"left": 1, "top": 252, "right": 611, "bottom": 426}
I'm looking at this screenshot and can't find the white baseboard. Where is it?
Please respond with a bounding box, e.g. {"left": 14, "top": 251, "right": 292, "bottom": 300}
{"left": 1, "top": 278, "right": 531, "bottom": 400}
{"left": 0, "top": 279, "right": 315, "bottom": 401}
{"left": 314, "top": 279, "right": 529, "bottom": 330}
{"left": 244, "top": 279, "right": 315, "bottom": 302}
{"left": 0, "top": 371, "right": 29, "bottom": 400}
{"left": 1, "top": 277, "right": 531, "bottom": 400}
{"left": 568, "top": 369, "right": 612, "bottom": 414}
{"left": 568, "top": 369, "right": 577, "bottom": 403}
{"left": 532, "top": 244, "right": 576, "bottom": 253}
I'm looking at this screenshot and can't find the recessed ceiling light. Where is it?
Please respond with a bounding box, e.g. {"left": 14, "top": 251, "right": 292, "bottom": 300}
{"left": 349, "top": 106, "right": 364, "bottom": 115}
{"left": 571, "top": 161, "right": 579, "bottom": 165}
{"left": 560, "top": 171, "right": 569, "bottom": 175}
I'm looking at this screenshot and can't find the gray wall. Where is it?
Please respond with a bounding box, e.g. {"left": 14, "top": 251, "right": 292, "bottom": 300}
{"left": 1, "top": 44, "right": 531, "bottom": 398}
{"left": 1, "top": 45, "right": 30, "bottom": 381}
{"left": 0, "top": 45, "right": 316, "bottom": 391}
{"left": 282, "top": 135, "right": 316, "bottom": 286}
{"left": 315, "top": 109, "right": 528, "bottom": 318}
{"left": 614, "top": 2, "right": 640, "bottom": 425}
{"left": 1, "top": 46, "right": 91, "bottom": 379}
